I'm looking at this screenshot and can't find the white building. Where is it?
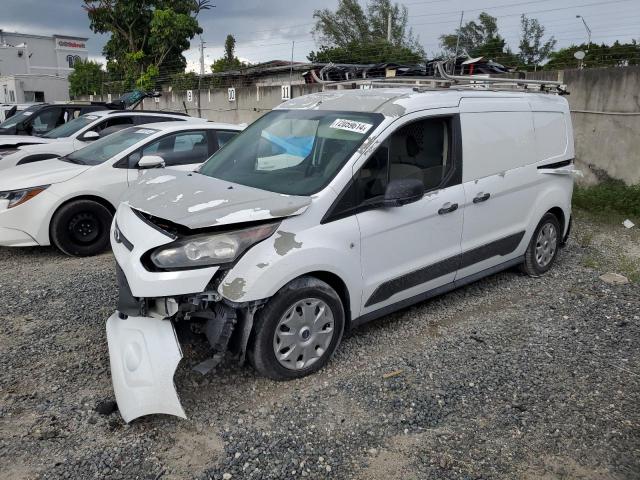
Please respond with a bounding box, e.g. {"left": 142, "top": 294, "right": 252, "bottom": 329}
{"left": 0, "top": 31, "right": 89, "bottom": 103}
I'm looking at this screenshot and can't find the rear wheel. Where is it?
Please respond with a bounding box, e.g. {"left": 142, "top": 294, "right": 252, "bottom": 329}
{"left": 249, "top": 276, "right": 345, "bottom": 380}
{"left": 50, "top": 199, "right": 113, "bottom": 257}
{"left": 520, "top": 213, "right": 561, "bottom": 277}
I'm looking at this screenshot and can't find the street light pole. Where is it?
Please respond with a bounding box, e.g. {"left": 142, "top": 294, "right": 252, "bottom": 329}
{"left": 576, "top": 14, "right": 592, "bottom": 68}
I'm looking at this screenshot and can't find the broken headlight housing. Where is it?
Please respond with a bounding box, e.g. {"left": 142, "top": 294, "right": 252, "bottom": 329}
{"left": 0, "top": 185, "right": 49, "bottom": 209}
{"left": 150, "top": 222, "right": 280, "bottom": 269}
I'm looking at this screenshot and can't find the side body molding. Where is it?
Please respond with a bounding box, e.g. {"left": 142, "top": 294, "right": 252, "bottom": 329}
{"left": 365, "top": 231, "right": 525, "bottom": 307}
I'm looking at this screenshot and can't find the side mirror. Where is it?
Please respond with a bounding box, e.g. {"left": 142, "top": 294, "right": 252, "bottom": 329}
{"left": 82, "top": 130, "right": 100, "bottom": 141}
{"left": 382, "top": 178, "right": 424, "bottom": 207}
{"left": 138, "top": 155, "right": 165, "bottom": 169}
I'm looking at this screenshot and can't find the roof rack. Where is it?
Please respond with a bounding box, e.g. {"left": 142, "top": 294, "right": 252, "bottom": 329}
{"left": 106, "top": 109, "right": 190, "bottom": 117}
{"left": 318, "top": 61, "right": 569, "bottom": 95}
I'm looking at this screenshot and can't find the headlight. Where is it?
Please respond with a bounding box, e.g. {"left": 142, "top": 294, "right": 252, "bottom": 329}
{"left": 150, "top": 222, "right": 280, "bottom": 269}
{"left": 0, "top": 185, "right": 49, "bottom": 209}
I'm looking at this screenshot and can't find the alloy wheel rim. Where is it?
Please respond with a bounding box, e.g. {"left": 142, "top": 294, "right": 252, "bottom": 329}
{"left": 273, "top": 298, "right": 335, "bottom": 371}
{"left": 535, "top": 223, "right": 557, "bottom": 268}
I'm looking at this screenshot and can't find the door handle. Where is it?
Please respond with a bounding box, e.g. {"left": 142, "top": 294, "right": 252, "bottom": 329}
{"left": 473, "top": 192, "right": 491, "bottom": 203}
{"left": 438, "top": 202, "right": 459, "bottom": 215}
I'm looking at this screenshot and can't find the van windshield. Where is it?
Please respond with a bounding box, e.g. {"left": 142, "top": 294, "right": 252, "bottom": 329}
{"left": 197, "top": 110, "right": 383, "bottom": 196}
{"left": 63, "top": 127, "right": 158, "bottom": 166}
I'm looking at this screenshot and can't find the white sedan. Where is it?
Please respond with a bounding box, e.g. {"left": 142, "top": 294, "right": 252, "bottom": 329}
{"left": 0, "top": 121, "right": 242, "bottom": 256}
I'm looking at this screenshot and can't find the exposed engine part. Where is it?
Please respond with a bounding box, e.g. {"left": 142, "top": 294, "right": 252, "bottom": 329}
{"left": 188, "top": 303, "right": 237, "bottom": 375}
{"left": 237, "top": 305, "right": 258, "bottom": 365}
{"left": 204, "top": 303, "right": 237, "bottom": 352}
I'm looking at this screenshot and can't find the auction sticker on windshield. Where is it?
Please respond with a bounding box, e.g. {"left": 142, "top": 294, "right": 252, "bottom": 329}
{"left": 330, "top": 118, "right": 373, "bottom": 134}
{"left": 135, "top": 128, "right": 157, "bottom": 135}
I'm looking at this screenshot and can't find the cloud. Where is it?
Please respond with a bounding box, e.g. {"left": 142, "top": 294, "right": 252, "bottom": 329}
{"left": 2, "top": 0, "right": 639, "bottom": 70}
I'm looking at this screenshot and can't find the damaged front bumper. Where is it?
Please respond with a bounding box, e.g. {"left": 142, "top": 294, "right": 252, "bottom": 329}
{"left": 106, "top": 312, "right": 186, "bottom": 423}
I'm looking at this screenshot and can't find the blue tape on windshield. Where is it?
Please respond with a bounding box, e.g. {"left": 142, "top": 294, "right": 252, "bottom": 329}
{"left": 261, "top": 131, "right": 313, "bottom": 158}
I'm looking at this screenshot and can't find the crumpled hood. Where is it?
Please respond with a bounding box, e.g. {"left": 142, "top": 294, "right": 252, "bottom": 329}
{"left": 0, "top": 159, "right": 90, "bottom": 191}
{"left": 125, "top": 169, "right": 312, "bottom": 229}
{"left": 0, "top": 135, "right": 53, "bottom": 149}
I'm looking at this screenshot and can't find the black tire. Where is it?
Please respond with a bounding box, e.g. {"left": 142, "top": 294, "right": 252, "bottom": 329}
{"left": 520, "top": 212, "right": 562, "bottom": 277}
{"left": 248, "top": 276, "right": 345, "bottom": 381}
{"left": 50, "top": 199, "right": 113, "bottom": 257}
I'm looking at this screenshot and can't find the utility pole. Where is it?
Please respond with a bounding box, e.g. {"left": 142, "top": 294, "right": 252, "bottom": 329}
{"left": 198, "top": 35, "right": 205, "bottom": 118}
{"left": 387, "top": 10, "right": 392, "bottom": 42}
{"left": 453, "top": 11, "right": 464, "bottom": 74}
{"left": 289, "top": 40, "right": 295, "bottom": 100}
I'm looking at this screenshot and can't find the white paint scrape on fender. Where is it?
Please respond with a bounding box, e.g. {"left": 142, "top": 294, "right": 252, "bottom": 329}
{"left": 106, "top": 312, "right": 186, "bottom": 422}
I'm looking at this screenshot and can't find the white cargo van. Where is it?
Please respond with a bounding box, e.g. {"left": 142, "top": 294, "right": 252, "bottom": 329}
{"left": 106, "top": 82, "right": 576, "bottom": 421}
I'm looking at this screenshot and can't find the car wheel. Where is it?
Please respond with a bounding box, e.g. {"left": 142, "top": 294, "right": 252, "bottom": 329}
{"left": 520, "top": 212, "right": 561, "bottom": 277}
{"left": 249, "top": 276, "right": 345, "bottom": 380}
{"left": 50, "top": 199, "right": 113, "bottom": 257}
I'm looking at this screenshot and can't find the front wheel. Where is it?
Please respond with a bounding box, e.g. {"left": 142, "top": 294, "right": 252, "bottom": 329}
{"left": 50, "top": 199, "right": 113, "bottom": 257}
{"left": 248, "top": 276, "right": 345, "bottom": 380}
{"left": 520, "top": 212, "right": 561, "bottom": 277}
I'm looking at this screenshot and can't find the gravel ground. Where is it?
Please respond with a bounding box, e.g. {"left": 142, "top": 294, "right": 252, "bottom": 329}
{"left": 0, "top": 213, "right": 638, "bottom": 480}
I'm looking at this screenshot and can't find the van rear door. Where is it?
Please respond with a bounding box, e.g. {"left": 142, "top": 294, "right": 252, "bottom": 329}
{"left": 456, "top": 97, "right": 538, "bottom": 280}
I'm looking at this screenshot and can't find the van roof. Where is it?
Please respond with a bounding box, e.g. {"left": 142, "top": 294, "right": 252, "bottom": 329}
{"left": 278, "top": 88, "right": 568, "bottom": 116}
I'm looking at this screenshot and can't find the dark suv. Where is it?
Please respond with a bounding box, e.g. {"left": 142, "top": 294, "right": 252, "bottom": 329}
{"left": 0, "top": 103, "right": 109, "bottom": 136}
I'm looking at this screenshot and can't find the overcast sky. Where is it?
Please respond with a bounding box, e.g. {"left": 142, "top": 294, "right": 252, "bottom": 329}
{"left": 1, "top": 0, "right": 638, "bottom": 71}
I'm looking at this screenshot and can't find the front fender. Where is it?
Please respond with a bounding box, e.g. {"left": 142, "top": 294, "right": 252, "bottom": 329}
{"left": 218, "top": 215, "right": 362, "bottom": 319}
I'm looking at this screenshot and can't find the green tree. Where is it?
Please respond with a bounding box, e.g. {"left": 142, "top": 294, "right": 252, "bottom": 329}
{"left": 211, "top": 34, "right": 244, "bottom": 72}
{"left": 169, "top": 71, "right": 199, "bottom": 90}
{"left": 544, "top": 41, "right": 640, "bottom": 70}
{"left": 518, "top": 15, "right": 556, "bottom": 70}
{"left": 308, "top": 0, "right": 424, "bottom": 64}
{"left": 440, "top": 12, "right": 517, "bottom": 66}
{"left": 83, "top": 0, "right": 212, "bottom": 90}
{"left": 68, "top": 60, "right": 104, "bottom": 97}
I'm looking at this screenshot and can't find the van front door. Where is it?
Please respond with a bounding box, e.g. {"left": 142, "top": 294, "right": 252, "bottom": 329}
{"left": 353, "top": 114, "right": 465, "bottom": 318}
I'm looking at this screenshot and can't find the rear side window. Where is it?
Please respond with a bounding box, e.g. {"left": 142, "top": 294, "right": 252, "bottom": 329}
{"left": 138, "top": 130, "right": 210, "bottom": 166}
{"left": 216, "top": 130, "right": 239, "bottom": 149}
{"left": 97, "top": 116, "right": 135, "bottom": 132}
{"left": 31, "top": 108, "right": 64, "bottom": 133}
{"left": 533, "top": 112, "right": 568, "bottom": 162}
{"left": 460, "top": 111, "right": 537, "bottom": 182}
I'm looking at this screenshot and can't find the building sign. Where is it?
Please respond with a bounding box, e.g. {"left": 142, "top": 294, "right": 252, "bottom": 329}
{"left": 57, "top": 40, "right": 86, "bottom": 49}
{"left": 281, "top": 85, "right": 291, "bottom": 100}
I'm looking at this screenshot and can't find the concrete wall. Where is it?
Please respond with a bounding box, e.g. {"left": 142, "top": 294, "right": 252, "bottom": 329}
{"left": 563, "top": 67, "right": 640, "bottom": 186}
{"left": 83, "top": 66, "right": 640, "bottom": 185}
{"left": 129, "top": 83, "right": 324, "bottom": 125}
{"left": 496, "top": 67, "right": 640, "bottom": 185}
